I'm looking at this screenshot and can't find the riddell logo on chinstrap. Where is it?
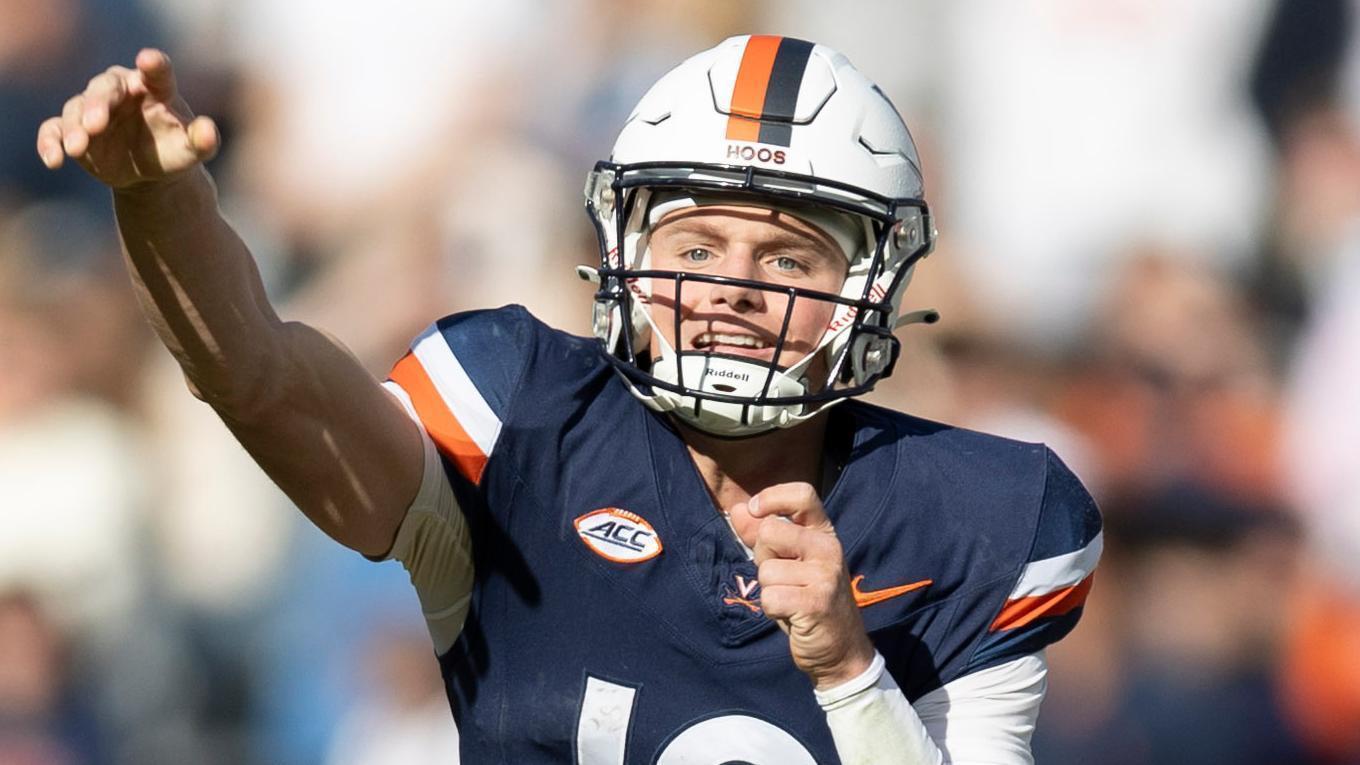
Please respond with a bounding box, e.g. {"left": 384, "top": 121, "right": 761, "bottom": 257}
{"left": 706, "top": 367, "right": 750, "bottom": 383}
{"left": 727, "top": 144, "right": 786, "bottom": 165}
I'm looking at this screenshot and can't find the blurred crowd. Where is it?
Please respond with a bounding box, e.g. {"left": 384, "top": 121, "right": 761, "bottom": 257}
{"left": 2, "top": 0, "right": 1359, "bottom": 763}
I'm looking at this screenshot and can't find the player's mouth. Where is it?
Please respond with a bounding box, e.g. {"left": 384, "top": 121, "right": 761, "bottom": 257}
{"left": 690, "top": 330, "right": 775, "bottom": 361}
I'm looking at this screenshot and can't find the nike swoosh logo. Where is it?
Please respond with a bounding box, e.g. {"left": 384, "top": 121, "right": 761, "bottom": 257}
{"left": 851, "top": 575, "right": 933, "bottom": 608}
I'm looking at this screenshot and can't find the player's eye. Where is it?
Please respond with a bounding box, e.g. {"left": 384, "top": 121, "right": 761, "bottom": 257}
{"left": 770, "top": 255, "right": 806, "bottom": 274}
{"left": 682, "top": 248, "right": 714, "bottom": 264}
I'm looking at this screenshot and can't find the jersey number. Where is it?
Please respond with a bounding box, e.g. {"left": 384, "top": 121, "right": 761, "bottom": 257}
{"left": 576, "top": 676, "right": 817, "bottom": 764}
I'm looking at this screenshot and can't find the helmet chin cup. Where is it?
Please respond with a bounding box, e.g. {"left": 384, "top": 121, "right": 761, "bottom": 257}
{"left": 651, "top": 353, "right": 808, "bottom": 437}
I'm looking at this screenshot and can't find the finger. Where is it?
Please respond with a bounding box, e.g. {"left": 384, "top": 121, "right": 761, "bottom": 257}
{"left": 762, "top": 575, "right": 852, "bottom": 621}
{"left": 60, "top": 94, "right": 89, "bottom": 156}
{"left": 187, "top": 115, "right": 220, "bottom": 161}
{"left": 135, "top": 48, "right": 177, "bottom": 103}
{"left": 82, "top": 70, "right": 130, "bottom": 133}
{"left": 37, "top": 117, "right": 66, "bottom": 169}
{"left": 746, "top": 482, "right": 831, "bottom": 529}
{"left": 752, "top": 515, "right": 804, "bottom": 564}
{"left": 758, "top": 517, "right": 847, "bottom": 568}
{"left": 758, "top": 584, "right": 813, "bottom": 621}
{"left": 756, "top": 558, "right": 817, "bottom": 587}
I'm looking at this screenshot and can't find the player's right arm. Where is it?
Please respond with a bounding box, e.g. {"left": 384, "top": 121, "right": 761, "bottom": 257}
{"left": 36, "top": 49, "right": 423, "bottom": 558}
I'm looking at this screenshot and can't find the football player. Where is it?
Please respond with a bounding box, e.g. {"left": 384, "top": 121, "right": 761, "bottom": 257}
{"left": 39, "top": 36, "right": 1101, "bottom": 764}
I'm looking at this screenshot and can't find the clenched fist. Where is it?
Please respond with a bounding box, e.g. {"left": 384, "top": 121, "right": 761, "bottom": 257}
{"left": 36, "top": 48, "right": 218, "bottom": 189}
{"left": 732, "top": 482, "right": 875, "bottom": 690}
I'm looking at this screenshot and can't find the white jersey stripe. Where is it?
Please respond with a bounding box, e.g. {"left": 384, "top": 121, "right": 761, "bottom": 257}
{"left": 1009, "top": 532, "right": 1103, "bottom": 598}
{"left": 410, "top": 324, "right": 503, "bottom": 459}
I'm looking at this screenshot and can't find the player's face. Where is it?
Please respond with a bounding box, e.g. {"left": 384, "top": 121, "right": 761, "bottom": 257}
{"left": 646, "top": 205, "right": 848, "bottom": 372}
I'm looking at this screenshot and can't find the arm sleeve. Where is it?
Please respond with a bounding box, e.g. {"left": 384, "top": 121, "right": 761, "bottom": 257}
{"left": 377, "top": 382, "right": 474, "bottom": 656}
{"left": 818, "top": 651, "right": 1048, "bottom": 765}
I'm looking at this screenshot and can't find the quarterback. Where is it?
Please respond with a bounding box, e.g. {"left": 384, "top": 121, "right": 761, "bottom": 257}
{"left": 39, "top": 36, "right": 1101, "bottom": 764}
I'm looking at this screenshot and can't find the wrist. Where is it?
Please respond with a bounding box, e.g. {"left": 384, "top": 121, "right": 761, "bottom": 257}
{"left": 812, "top": 636, "right": 876, "bottom": 691}
{"left": 112, "top": 166, "right": 216, "bottom": 220}
{"left": 815, "top": 650, "right": 887, "bottom": 708}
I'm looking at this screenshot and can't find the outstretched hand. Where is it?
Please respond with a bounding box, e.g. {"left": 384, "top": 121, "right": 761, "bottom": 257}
{"left": 733, "top": 482, "right": 875, "bottom": 690}
{"left": 36, "top": 48, "right": 219, "bottom": 189}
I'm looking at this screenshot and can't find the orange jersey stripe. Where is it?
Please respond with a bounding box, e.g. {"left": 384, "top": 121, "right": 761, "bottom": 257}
{"left": 725, "top": 35, "right": 782, "bottom": 141}
{"left": 389, "top": 352, "right": 488, "bottom": 485}
{"left": 990, "top": 574, "right": 1094, "bottom": 632}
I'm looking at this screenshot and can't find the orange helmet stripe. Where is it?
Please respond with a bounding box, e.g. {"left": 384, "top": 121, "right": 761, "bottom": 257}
{"left": 725, "top": 35, "right": 783, "bottom": 141}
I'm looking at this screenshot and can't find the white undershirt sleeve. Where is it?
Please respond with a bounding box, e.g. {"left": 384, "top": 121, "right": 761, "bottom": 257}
{"left": 817, "top": 651, "right": 1048, "bottom": 765}
{"left": 379, "top": 382, "right": 475, "bottom": 655}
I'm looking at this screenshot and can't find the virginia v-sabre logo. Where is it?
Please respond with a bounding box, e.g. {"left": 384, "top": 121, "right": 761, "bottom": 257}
{"left": 722, "top": 573, "right": 763, "bottom": 614}
{"left": 574, "top": 508, "right": 663, "bottom": 563}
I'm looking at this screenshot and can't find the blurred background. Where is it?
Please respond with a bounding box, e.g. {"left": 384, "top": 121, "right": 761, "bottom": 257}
{"left": 2, "top": 0, "right": 1359, "bottom": 763}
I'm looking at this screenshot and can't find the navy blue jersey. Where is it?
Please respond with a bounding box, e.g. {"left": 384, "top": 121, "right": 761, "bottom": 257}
{"left": 386, "top": 305, "right": 1102, "bottom": 765}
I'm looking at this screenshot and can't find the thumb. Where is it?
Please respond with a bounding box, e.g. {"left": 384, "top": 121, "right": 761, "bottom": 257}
{"left": 187, "top": 116, "right": 219, "bottom": 161}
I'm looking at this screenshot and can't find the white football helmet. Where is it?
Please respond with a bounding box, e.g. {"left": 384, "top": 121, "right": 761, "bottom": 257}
{"left": 580, "top": 35, "right": 936, "bottom": 437}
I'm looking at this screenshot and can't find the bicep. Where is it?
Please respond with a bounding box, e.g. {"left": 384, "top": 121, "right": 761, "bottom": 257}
{"left": 913, "top": 652, "right": 1049, "bottom": 765}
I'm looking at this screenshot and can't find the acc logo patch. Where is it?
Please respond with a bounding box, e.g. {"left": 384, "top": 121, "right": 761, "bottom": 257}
{"left": 574, "top": 508, "right": 663, "bottom": 563}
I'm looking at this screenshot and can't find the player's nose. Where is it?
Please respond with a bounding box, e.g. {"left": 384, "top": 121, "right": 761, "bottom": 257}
{"left": 707, "top": 253, "right": 766, "bottom": 312}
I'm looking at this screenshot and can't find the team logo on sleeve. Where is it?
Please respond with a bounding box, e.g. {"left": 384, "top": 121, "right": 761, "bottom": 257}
{"left": 574, "top": 508, "right": 663, "bottom": 563}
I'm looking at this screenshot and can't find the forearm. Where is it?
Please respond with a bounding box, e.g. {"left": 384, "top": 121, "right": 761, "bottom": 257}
{"left": 818, "top": 653, "right": 945, "bottom": 765}
{"left": 820, "top": 652, "right": 1047, "bottom": 765}
{"left": 113, "top": 167, "right": 283, "bottom": 411}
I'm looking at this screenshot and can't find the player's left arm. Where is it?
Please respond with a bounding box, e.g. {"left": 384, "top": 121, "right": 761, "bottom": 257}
{"left": 744, "top": 482, "right": 1052, "bottom": 764}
